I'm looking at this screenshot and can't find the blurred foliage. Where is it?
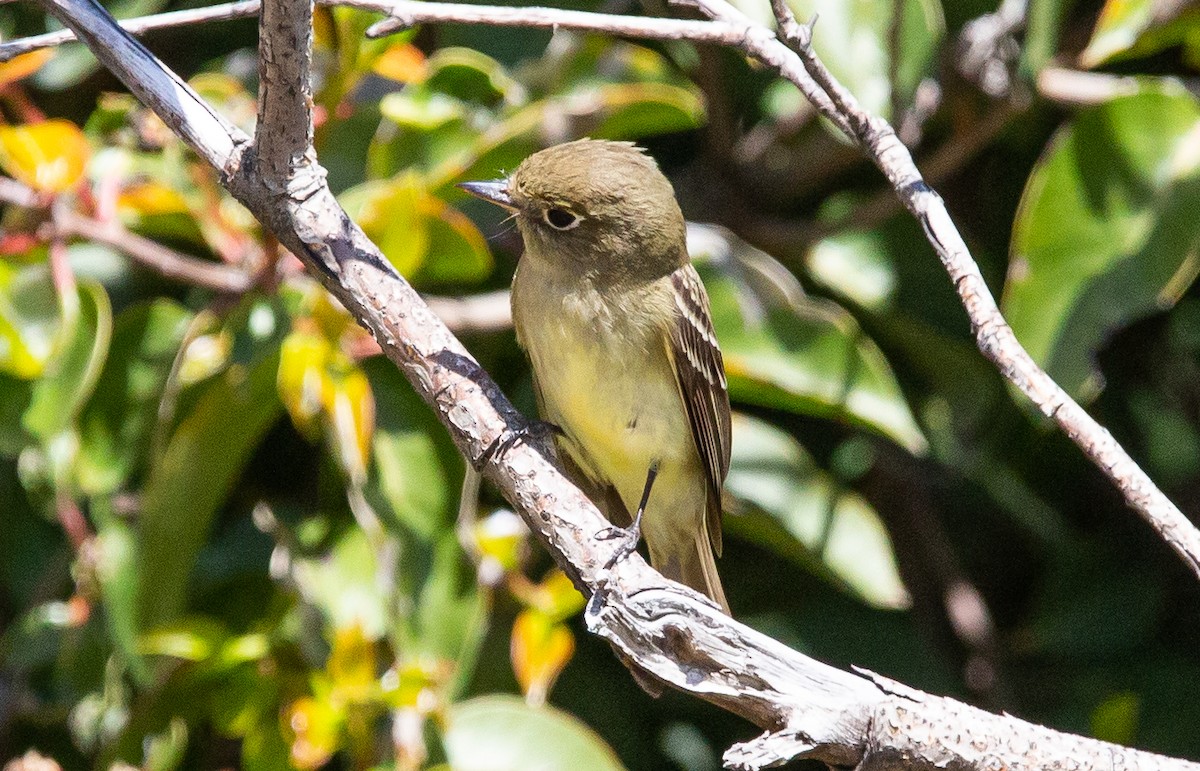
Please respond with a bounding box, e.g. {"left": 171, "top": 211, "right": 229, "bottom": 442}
{"left": 1, "top": 0, "right": 1199, "bottom": 768}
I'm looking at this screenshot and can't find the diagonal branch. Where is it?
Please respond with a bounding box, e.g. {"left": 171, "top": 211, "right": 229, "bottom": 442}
{"left": 31, "top": 0, "right": 1200, "bottom": 768}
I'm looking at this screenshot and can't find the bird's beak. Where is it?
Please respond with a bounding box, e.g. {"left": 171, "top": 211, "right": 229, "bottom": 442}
{"left": 457, "top": 179, "right": 517, "bottom": 212}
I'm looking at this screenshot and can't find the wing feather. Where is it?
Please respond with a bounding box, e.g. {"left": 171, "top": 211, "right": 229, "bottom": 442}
{"left": 665, "top": 263, "right": 732, "bottom": 555}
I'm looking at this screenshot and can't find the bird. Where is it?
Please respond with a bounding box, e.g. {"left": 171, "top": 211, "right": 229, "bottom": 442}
{"left": 459, "top": 139, "right": 731, "bottom": 612}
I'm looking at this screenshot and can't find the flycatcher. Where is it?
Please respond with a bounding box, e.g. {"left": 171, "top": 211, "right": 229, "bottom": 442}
{"left": 460, "top": 139, "right": 731, "bottom": 612}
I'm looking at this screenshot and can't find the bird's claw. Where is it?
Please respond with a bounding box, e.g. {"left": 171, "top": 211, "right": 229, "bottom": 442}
{"left": 598, "top": 510, "right": 644, "bottom": 570}
{"left": 478, "top": 419, "right": 563, "bottom": 469}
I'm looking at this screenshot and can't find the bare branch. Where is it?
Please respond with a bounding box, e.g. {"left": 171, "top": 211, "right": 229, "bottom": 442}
{"left": 361, "top": 0, "right": 753, "bottom": 46}
{"left": 0, "top": 0, "right": 261, "bottom": 62}
{"left": 424, "top": 290, "right": 513, "bottom": 334}
{"left": 0, "top": 0, "right": 755, "bottom": 61}
{"left": 254, "top": 0, "right": 316, "bottom": 187}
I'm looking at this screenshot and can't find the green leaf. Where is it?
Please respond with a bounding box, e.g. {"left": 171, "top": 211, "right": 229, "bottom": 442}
{"left": 92, "top": 498, "right": 149, "bottom": 683}
{"left": 443, "top": 696, "right": 625, "bottom": 771}
{"left": 1005, "top": 87, "right": 1200, "bottom": 400}
{"left": 413, "top": 532, "right": 486, "bottom": 684}
{"left": 692, "top": 226, "right": 926, "bottom": 453}
{"left": 292, "top": 526, "right": 390, "bottom": 639}
{"left": 583, "top": 82, "right": 705, "bottom": 139}
{"left": 361, "top": 357, "right": 462, "bottom": 540}
{"left": 341, "top": 173, "right": 493, "bottom": 287}
{"left": 425, "top": 47, "right": 520, "bottom": 106}
{"left": 1091, "top": 691, "right": 1140, "bottom": 745}
{"left": 137, "top": 299, "right": 285, "bottom": 630}
{"left": 1080, "top": 0, "right": 1157, "bottom": 66}
{"left": 77, "top": 299, "right": 192, "bottom": 495}
{"left": 0, "top": 262, "right": 66, "bottom": 380}
{"left": 24, "top": 278, "right": 113, "bottom": 442}
{"left": 725, "top": 414, "right": 910, "bottom": 610}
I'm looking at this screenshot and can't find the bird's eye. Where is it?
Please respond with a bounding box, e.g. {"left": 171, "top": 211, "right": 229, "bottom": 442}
{"left": 543, "top": 208, "right": 580, "bottom": 230}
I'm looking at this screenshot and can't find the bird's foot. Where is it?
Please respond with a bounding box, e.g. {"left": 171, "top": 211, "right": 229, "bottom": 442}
{"left": 597, "top": 509, "right": 644, "bottom": 570}
{"left": 478, "top": 419, "right": 563, "bottom": 469}
{"left": 597, "top": 462, "right": 658, "bottom": 570}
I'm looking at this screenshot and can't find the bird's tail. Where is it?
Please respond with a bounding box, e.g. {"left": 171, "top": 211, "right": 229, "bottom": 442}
{"left": 657, "top": 530, "right": 729, "bottom": 614}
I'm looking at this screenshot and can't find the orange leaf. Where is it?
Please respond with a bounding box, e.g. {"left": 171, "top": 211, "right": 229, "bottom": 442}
{"left": 373, "top": 43, "right": 428, "bottom": 84}
{"left": 510, "top": 609, "right": 574, "bottom": 706}
{"left": 0, "top": 50, "right": 53, "bottom": 89}
{"left": 0, "top": 119, "right": 90, "bottom": 193}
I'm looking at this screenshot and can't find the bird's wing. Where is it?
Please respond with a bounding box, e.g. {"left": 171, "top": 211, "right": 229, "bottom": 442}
{"left": 665, "top": 263, "right": 732, "bottom": 556}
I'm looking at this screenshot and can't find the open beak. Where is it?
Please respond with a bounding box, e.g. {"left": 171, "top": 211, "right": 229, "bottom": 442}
{"left": 457, "top": 180, "right": 517, "bottom": 212}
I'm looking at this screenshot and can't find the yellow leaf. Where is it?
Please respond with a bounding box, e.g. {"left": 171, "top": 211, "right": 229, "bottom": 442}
{"left": 284, "top": 697, "right": 343, "bottom": 770}
{"left": 117, "top": 181, "right": 190, "bottom": 217}
{"left": 526, "top": 569, "right": 586, "bottom": 621}
{"left": 278, "top": 329, "right": 330, "bottom": 436}
{"left": 0, "top": 120, "right": 90, "bottom": 193}
{"left": 510, "top": 609, "right": 574, "bottom": 706}
{"left": 0, "top": 50, "right": 53, "bottom": 89}
{"left": 382, "top": 657, "right": 453, "bottom": 712}
{"left": 473, "top": 509, "right": 529, "bottom": 574}
{"left": 178, "top": 330, "right": 231, "bottom": 385}
{"left": 325, "top": 358, "right": 374, "bottom": 484}
{"left": 373, "top": 43, "right": 428, "bottom": 83}
{"left": 327, "top": 624, "right": 377, "bottom": 704}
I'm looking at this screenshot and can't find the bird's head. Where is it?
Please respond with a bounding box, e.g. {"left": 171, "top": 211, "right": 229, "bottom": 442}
{"left": 459, "top": 139, "right": 686, "bottom": 283}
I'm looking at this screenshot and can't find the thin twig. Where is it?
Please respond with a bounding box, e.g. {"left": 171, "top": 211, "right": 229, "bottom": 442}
{"left": 361, "top": 0, "right": 752, "bottom": 43}
{"left": 0, "top": 0, "right": 754, "bottom": 61}
{"left": 0, "top": 176, "right": 252, "bottom": 293}
{"left": 0, "top": 0, "right": 262, "bottom": 61}
{"left": 425, "top": 290, "right": 513, "bottom": 334}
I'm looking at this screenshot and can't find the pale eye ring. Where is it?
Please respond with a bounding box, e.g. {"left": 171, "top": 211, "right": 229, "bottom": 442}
{"left": 543, "top": 208, "right": 581, "bottom": 230}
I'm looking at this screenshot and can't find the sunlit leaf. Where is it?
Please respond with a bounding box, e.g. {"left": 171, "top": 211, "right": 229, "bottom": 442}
{"left": 284, "top": 696, "right": 343, "bottom": 770}
{"left": 24, "top": 279, "right": 113, "bottom": 443}
{"left": 517, "top": 569, "right": 586, "bottom": 622}
{"left": 327, "top": 624, "right": 378, "bottom": 704}
{"left": 725, "top": 415, "right": 910, "bottom": 610}
{"left": 292, "top": 527, "right": 389, "bottom": 639}
{"left": 1006, "top": 86, "right": 1200, "bottom": 400}
{"left": 382, "top": 658, "right": 453, "bottom": 711}
{"left": 425, "top": 47, "right": 520, "bottom": 106}
{"left": 0, "top": 50, "right": 54, "bottom": 89}
{"left": 0, "top": 119, "right": 91, "bottom": 193}
{"left": 1081, "top": 0, "right": 1156, "bottom": 66}
{"left": 510, "top": 609, "right": 575, "bottom": 706}
{"left": 117, "top": 181, "right": 191, "bottom": 218}
{"left": 443, "top": 696, "right": 624, "bottom": 771}
{"left": 278, "top": 329, "right": 331, "bottom": 438}
{"left": 731, "top": 0, "right": 944, "bottom": 119}
{"left": 0, "top": 263, "right": 59, "bottom": 380}
{"left": 361, "top": 357, "right": 462, "bottom": 540}
{"left": 342, "top": 173, "right": 493, "bottom": 286}
{"left": 373, "top": 43, "right": 429, "bottom": 84}
{"left": 472, "top": 509, "right": 529, "bottom": 576}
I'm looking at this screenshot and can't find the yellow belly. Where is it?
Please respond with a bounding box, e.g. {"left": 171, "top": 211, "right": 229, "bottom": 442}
{"left": 512, "top": 262, "right": 704, "bottom": 539}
